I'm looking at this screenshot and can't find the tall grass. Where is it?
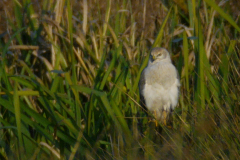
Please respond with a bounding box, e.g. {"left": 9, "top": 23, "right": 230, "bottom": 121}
{"left": 0, "top": 0, "right": 240, "bottom": 159}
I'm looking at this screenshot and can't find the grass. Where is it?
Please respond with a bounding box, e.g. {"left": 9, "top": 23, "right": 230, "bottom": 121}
{"left": 0, "top": 0, "right": 240, "bottom": 159}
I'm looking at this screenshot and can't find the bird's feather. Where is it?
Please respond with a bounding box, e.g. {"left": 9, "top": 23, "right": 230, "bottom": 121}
{"left": 138, "top": 47, "right": 180, "bottom": 124}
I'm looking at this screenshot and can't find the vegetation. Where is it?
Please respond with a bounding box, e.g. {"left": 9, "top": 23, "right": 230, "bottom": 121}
{"left": 0, "top": 0, "right": 240, "bottom": 159}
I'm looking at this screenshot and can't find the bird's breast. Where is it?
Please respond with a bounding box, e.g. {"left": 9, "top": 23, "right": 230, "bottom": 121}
{"left": 145, "top": 63, "right": 177, "bottom": 88}
{"left": 143, "top": 79, "right": 179, "bottom": 112}
{"left": 142, "top": 62, "right": 180, "bottom": 111}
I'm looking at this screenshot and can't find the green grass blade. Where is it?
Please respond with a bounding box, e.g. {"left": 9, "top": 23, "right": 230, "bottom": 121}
{"left": 13, "top": 82, "right": 23, "bottom": 157}
{"left": 183, "top": 31, "right": 189, "bottom": 96}
{"left": 103, "top": 0, "right": 111, "bottom": 36}
{"left": 152, "top": 7, "right": 172, "bottom": 47}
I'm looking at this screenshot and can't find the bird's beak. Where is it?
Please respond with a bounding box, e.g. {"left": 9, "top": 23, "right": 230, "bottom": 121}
{"left": 152, "top": 55, "right": 156, "bottom": 60}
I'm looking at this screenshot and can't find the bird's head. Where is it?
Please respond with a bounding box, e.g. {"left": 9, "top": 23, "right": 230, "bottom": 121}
{"left": 149, "top": 47, "right": 171, "bottom": 64}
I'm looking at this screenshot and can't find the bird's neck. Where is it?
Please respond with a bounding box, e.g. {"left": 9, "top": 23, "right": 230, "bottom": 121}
{"left": 148, "top": 59, "right": 172, "bottom": 66}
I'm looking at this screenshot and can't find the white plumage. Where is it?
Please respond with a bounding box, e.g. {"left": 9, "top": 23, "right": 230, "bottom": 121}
{"left": 139, "top": 47, "right": 180, "bottom": 124}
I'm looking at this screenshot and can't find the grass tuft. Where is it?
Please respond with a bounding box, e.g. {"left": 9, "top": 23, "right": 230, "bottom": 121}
{"left": 0, "top": 0, "right": 240, "bottom": 159}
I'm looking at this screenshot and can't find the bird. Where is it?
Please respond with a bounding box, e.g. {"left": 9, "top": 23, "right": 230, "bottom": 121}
{"left": 139, "top": 47, "right": 180, "bottom": 126}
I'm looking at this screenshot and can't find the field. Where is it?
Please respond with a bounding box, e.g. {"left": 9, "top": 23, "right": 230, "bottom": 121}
{"left": 0, "top": 0, "right": 240, "bottom": 159}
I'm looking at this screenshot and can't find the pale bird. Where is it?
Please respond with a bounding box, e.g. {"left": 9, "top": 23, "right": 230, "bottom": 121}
{"left": 139, "top": 47, "right": 180, "bottom": 125}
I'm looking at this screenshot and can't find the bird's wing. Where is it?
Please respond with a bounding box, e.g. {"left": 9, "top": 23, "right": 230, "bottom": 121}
{"left": 139, "top": 69, "right": 146, "bottom": 108}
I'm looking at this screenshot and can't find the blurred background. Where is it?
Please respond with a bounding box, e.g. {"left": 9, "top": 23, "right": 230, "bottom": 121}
{"left": 0, "top": 0, "right": 240, "bottom": 159}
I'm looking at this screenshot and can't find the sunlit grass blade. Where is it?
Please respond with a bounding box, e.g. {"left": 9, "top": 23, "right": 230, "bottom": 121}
{"left": 203, "top": 0, "right": 240, "bottom": 32}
